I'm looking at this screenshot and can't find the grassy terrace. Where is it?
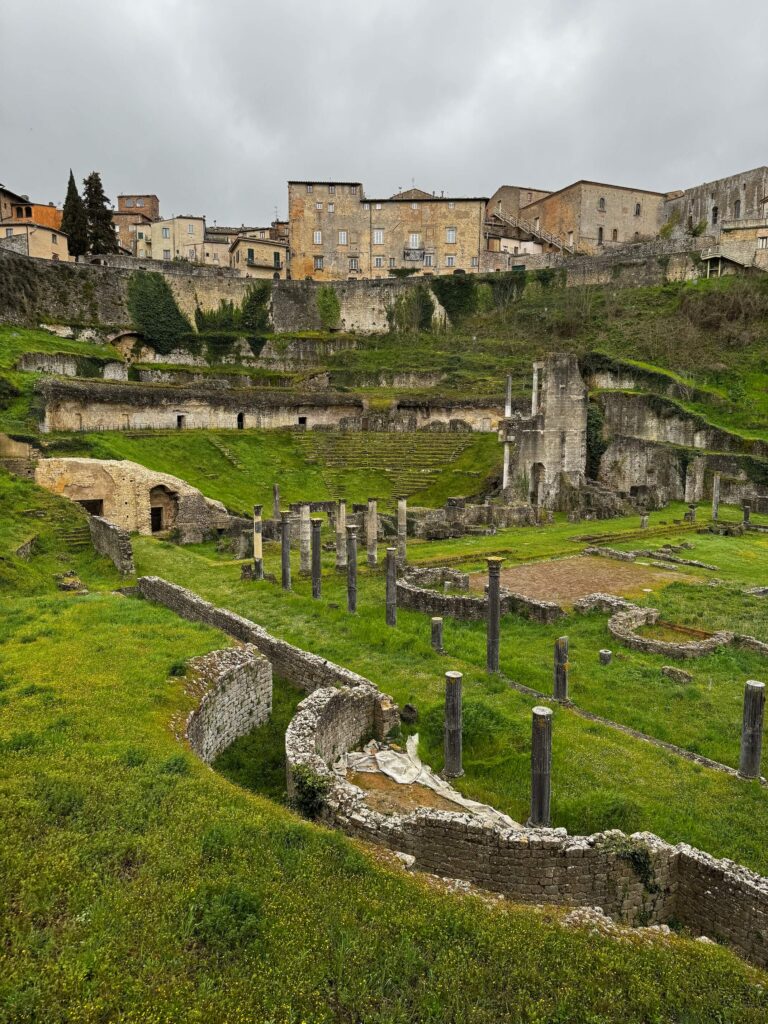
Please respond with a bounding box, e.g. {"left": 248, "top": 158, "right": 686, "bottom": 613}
{"left": 3, "top": 476, "right": 767, "bottom": 1019}
{"left": 132, "top": 502, "right": 768, "bottom": 878}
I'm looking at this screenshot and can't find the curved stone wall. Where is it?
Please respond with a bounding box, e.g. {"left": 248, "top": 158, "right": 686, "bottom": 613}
{"left": 186, "top": 645, "right": 273, "bottom": 763}
{"left": 286, "top": 679, "right": 768, "bottom": 967}
{"left": 396, "top": 567, "right": 564, "bottom": 624}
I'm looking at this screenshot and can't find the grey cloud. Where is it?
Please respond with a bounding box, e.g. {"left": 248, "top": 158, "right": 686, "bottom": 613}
{"left": 1, "top": 0, "right": 766, "bottom": 224}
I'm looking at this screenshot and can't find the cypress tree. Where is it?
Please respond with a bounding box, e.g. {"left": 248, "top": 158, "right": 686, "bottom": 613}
{"left": 83, "top": 171, "right": 119, "bottom": 254}
{"left": 60, "top": 170, "right": 89, "bottom": 258}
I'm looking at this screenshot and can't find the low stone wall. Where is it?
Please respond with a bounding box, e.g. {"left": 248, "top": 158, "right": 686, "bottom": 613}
{"left": 88, "top": 515, "right": 135, "bottom": 575}
{"left": 286, "top": 678, "right": 768, "bottom": 966}
{"left": 607, "top": 606, "right": 734, "bottom": 659}
{"left": 137, "top": 576, "right": 378, "bottom": 693}
{"left": 396, "top": 568, "right": 564, "bottom": 624}
{"left": 185, "top": 646, "right": 273, "bottom": 763}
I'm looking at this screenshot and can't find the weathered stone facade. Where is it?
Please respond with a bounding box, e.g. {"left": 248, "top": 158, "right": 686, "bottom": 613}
{"left": 35, "top": 458, "right": 229, "bottom": 541}
{"left": 185, "top": 645, "right": 272, "bottom": 764}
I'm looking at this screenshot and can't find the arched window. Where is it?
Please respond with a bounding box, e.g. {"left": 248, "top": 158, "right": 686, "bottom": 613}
{"left": 634, "top": 202, "right": 641, "bottom": 216}
{"left": 634, "top": 231, "right": 640, "bottom": 241}
{"left": 598, "top": 197, "right": 606, "bottom": 211}
{"left": 611, "top": 228, "right": 618, "bottom": 241}
{"left": 236, "top": 412, "right": 245, "bottom": 429}
{"left": 712, "top": 206, "right": 719, "bottom": 225}
{"left": 734, "top": 199, "right": 741, "bottom": 219}
{"left": 597, "top": 227, "right": 604, "bottom": 245}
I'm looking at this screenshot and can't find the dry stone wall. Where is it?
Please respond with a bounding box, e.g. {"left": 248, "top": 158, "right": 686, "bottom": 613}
{"left": 396, "top": 567, "right": 564, "bottom": 624}
{"left": 87, "top": 515, "right": 135, "bottom": 575}
{"left": 286, "top": 678, "right": 768, "bottom": 966}
{"left": 185, "top": 645, "right": 272, "bottom": 763}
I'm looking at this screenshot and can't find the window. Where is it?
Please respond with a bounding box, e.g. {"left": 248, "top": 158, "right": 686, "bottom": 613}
{"left": 363, "top": 202, "right": 369, "bottom": 210}
{"left": 273, "top": 251, "right": 281, "bottom": 267}
{"left": 471, "top": 256, "right": 479, "bottom": 267}
{"left": 315, "top": 201, "right": 323, "bottom": 210}
{"left": 598, "top": 197, "right": 606, "bottom": 211}
{"left": 411, "top": 202, "right": 418, "bottom": 210}
{"left": 313, "top": 230, "right": 322, "bottom": 244}
{"left": 445, "top": 254, "right": 455, "bottom": 267}
{"left": 125, "top": 198, "right": 134, "bottom": 208}
{"left": 328, "top": 202, "right": 335, "bottom": 213}
{"left": 137, "top": 231, "right": 144, "bottom": 239}
{"left": 51, "top": 233, "right": 57, "bottom": 244}
{"left": 424, "top": 253, "right": 433, "bottom": 267}
{"left": 534, "top": 217, "right": 540, "bottom": 231}
{"left": 734, "top": 199, "right": 741, "bottom": 219}
{"left": 247, "top": 247, "right": 255, "bottom": 262}
{"left": 14, "top": 206, "right": 22, "bottom": 217}
{"left": 758, "top": 237, "right": 768, "bottom": 249}
{"left": 136, "top": 198, "right": 144, "bottom": 208}
{"left": 162, "top": 227, "right": 170, "bottom": 238}
{"left": 314, "top": 255, "right": 324, "bottom": 270}
{"left": 187, "top": 223, "right": 194, "bottom": 234}
{"left": 612, "top": 228, "right": 618, "bottom": 241}
{"left": 389, "top": 257, "right": 396, "bottom": 268}
{"left": 634, "top": 202, "right": 641, "bottom": 216}
{"left": 349, "top": 257, "right": 359, "bottom": 270}
{"left": 374, "top": 256, "right": 383, "bottom": 268}
{"left": 373, "top": 228, "right": 384, "bottom": 245}
{"left": 213, "top": 253, "right": 219, "bottom": 262}
{"left": 446, "top": 226, "right": 457, "bottom": 243}
{"left": 448, "top": 201, "right": 455, "bottom": 209}
{"left": 328, "top": 185, "right": 336, "bottom": 194}
{"left": 409, "top": 232, "right": 421, "bottom": 248}
{"left": 597, "top": 227, "right": 604, "bottom": 245}
{"left": 163, "top": 248, "right": 171, "bottom": 260}
{"left": 350, "top": 185, "right": 358, "bottom": 195}
{"left": 25, "top": 206, "right": 31, "bottom": 217}
{"left": 237, "top": 412, "right": 245, "bottom": 429}
{"left": 712, "top": 206, "right": 719, "bottom": 225}
{"left": 375, "top": 202, "right": 382, "bottom": 210}
{"left": 306, "top": 184, "right": 313, "bottom": 193}
{"left": 338, "top": 230, "right": 348, "bottom": 245}
{"left": 349, "top": 230, "right": 358, "bottom": 245}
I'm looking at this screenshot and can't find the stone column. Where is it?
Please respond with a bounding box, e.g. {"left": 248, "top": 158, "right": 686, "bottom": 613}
{"left": 366, "top": 497, "right": 378, "bottom": 568}
{"left": 743, "top": 503, "right": 752, "bottom": 525}
{"left": 396, "top": 497, "right": 408, "bottom": 568}
{"left": 335, "top": 499, "right": 347, "bottom": 572}
{"left": 688, "top": 503, "right": 697, "bottom": 524}
{"left": 640, "top": 514, "right": 649, "bottom": 530}
{"left": 280, "top": 511, "right": 291, "bottom": 591}
{"left": 599, "top": 649, "right": 612, "bottom": 665}
{"left": 272, "top": 483, "right": 280, "bottom": 525}
{"left": 442, "top": 671, "right": 464, "bottom": 779}
{"left": 739, "top": 680, "right": 765, "bottom": 779}
{"left": 252, "top": 504, "right": 263, "bottom": 580}
{"left": 528, "top": 705, "right": 553, "bottom": 827}
{"left": 711, "top": 472, "right": 721, "bottom": 522}
{"left": 431, "top": 617, "right": 444, "bottom": 653}
{"left": 299, "top": 503, "right": 311, "bottom": 575}
{"left": 486, "top": 557, "right": 502, "bottom": 673}
{"left": 346, "top": 525, "right": 358, "bottom": 613}
{"left": 385, "top": 546, "right": 397, "bottom": 627}
{"left": 531, "top": 364, "right": 540, "bottom": 415}
{"left": 502, "top": 373, "right": 513, "bottom": 491}
{"left": 311, "top": 518, "right": 322, "bottom": 599}
{"left": 553, "top": 636, "right": 569, "bottom": 701}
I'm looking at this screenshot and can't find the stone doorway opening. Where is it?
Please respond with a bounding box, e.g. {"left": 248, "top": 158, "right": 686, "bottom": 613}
{"left": 77, "top": 498, "right": 104, "bottom": 516}
{"left": 149, "top": 485, "right": 179, "bottom": 533}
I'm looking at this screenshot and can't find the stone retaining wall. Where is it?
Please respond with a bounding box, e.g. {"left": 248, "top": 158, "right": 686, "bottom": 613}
{"left": 396, "top": 567, "right": 564, "bottom": 624}
{"left": 286, "top": 679, "right": 768, "bottom": 966}
{"left": 88, "top": 515, "right": 135, "bottom": 575}
{"left": 186, "top": 645, "right": 273, "bottom": 763}
{"left": 607, "top": 606, "right": 734, "bottom": 659}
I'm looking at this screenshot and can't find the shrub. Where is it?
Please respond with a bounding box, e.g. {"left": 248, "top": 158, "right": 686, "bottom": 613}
{"left": 126, "top": 272, "right": 192, "bottom": 355}
{"left": 388, "top": 284, "right": 434, "bottom": 333}
{"left": 290, "top": 763, "right": 331, "bottom": 819}
{"left": 476, "top": 282, "right": 495, "bottom": 314}
{"left": 316, "top": 285, "right": 341, "bottom": 330}
{"left": 430, "top": 274, "right": 477, "bottom": 322}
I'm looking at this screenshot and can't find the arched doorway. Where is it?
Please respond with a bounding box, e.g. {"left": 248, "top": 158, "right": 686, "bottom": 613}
{"left": 529, "top": 463, "right": 545, "bottom": 506}
{"left": 149, "top": 485, "right": 179, "bottom": 533}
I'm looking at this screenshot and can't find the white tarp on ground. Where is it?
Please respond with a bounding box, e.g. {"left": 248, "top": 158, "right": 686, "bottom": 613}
{"left": 335, "top": 735, "right": 519, "bottom": 828}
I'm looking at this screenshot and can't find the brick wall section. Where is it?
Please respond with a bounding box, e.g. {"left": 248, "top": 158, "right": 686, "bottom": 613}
{"left": 88, "top": 515, "right": 135, "bottom": 575}
{"left": 286, "top": 680, "right": 768, "bottom": 966}
{"left": 185, "top": 645, "right": 272, "bottom": 763}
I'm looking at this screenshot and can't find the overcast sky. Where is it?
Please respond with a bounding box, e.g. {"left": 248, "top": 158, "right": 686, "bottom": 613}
{"left": 2, "top": 0, "right": 767, "bottom": 225}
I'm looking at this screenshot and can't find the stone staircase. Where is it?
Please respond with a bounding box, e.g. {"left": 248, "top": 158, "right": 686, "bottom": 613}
{"left": 493, "top": 210, "right": 575, "bottom": 255}
{"left": 293, "top": 431, "right": 480, "bottom": 500}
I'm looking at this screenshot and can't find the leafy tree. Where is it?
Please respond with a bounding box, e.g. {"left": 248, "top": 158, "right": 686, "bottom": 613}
{"left": 126, "top": 271, "right": 192, "bottom": 354}
{"left": 83, "top": 171, "right": 119, "bottom": 254}
{"left": 240, "top": 281, "right": 271, "bottom": 332}
{"left": 60, "top": 170, "right": 89, "bottom": 258}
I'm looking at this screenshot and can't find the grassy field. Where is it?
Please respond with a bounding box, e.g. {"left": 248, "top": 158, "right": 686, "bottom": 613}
{"left": 132, "top": 501, "right": 768, "bottom": 877}
{"left": 3, "top": 474, "right": 766, "bottom": 1020}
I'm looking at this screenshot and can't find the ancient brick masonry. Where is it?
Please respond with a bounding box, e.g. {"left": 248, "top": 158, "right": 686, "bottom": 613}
{"left": 88, "top": 515, "right": 135, "bottom": 575}
{"left": 185, "top": 645, "right": 272, "bottom": 763}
